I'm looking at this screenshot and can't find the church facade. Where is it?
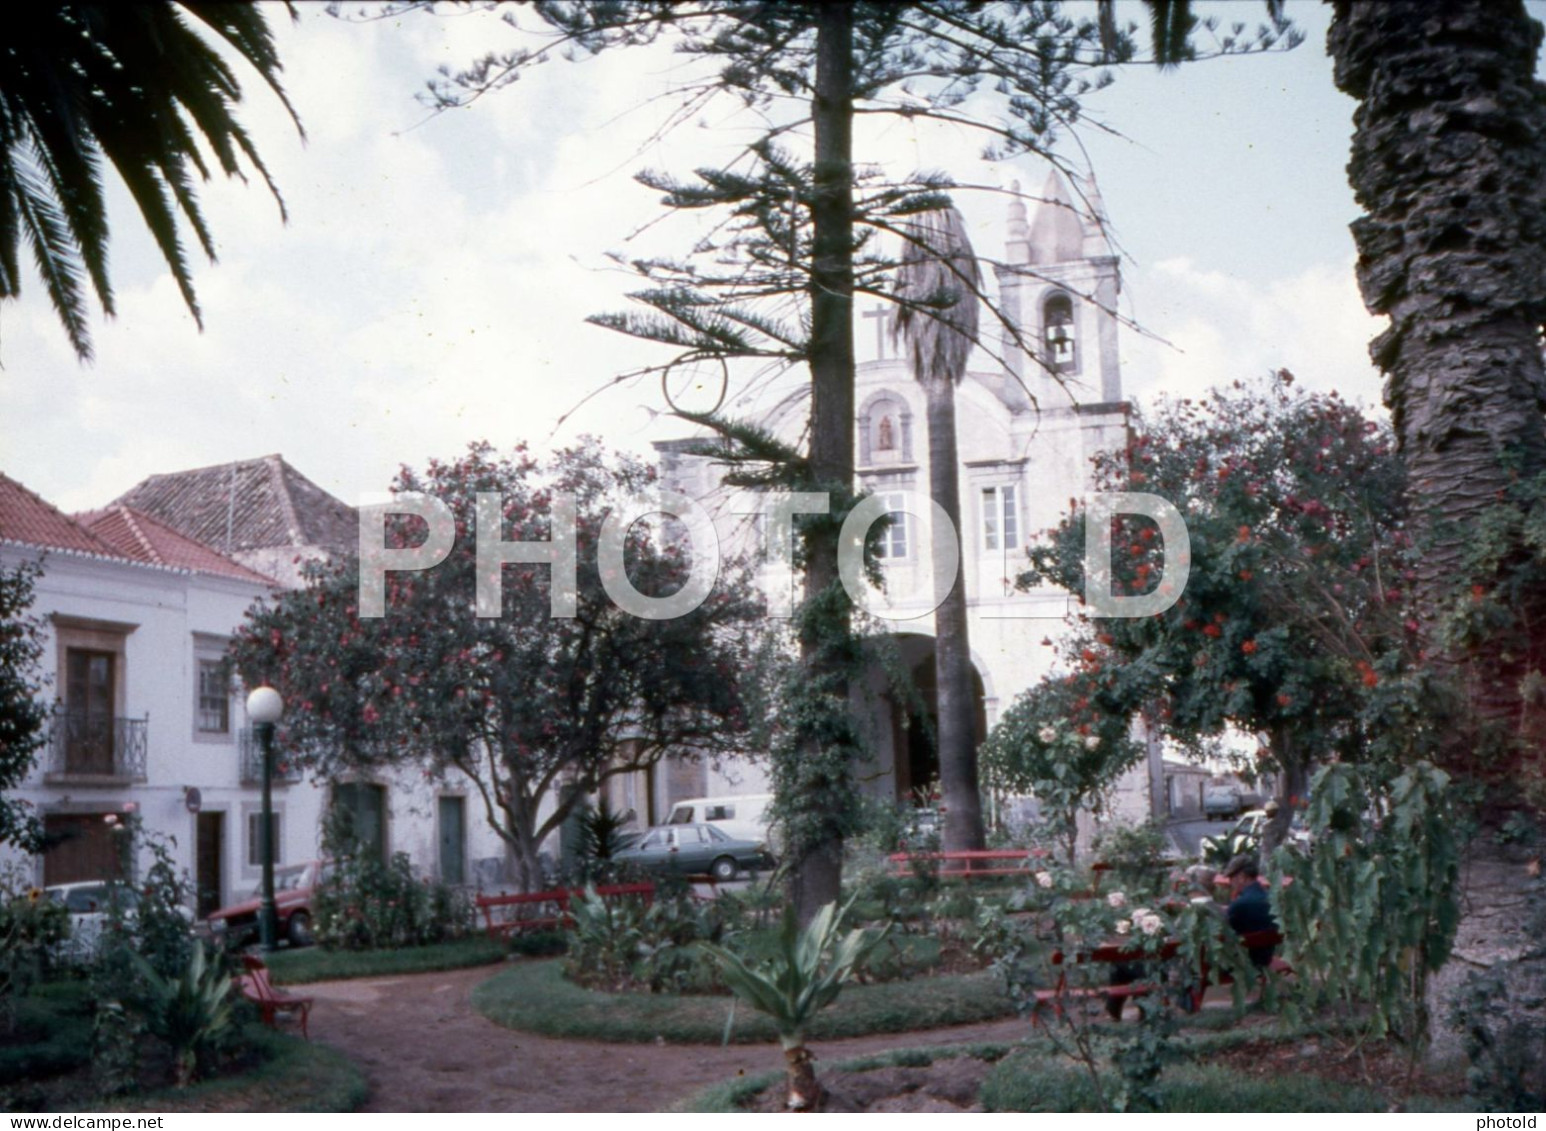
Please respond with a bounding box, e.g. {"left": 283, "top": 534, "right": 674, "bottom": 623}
{"left": 652, "top": 170, "right": 1165, "bottom": 826}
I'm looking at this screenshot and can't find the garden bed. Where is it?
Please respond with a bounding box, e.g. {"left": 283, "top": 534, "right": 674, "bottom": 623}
{"left": 472, "top": 958, "right": 1015, "bottom": 1044}
{"left": 683, "top": 1028, "right": 1472, "bottom": 1113}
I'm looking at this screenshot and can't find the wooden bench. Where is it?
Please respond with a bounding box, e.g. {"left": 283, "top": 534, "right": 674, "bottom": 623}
{"left": 1188, "top": 928, "right": 1291, "bottom": 1010}
{"left": 1031, "top": 938, "right": 1181, "bottom": 1026}
{"left": 236, "top": 954, "right": 313, "bottom": 1040}
{"left": 886, "top": 848, "right": 1047, "bottom": 879}
{"left": 474, "top": 881, "right": 656, "bottom": 939}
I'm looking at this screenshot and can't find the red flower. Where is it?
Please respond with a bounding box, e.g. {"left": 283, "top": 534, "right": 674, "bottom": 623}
{"left": 1276, "top": 693, "right": 1293, "bottom": 707}
{"left": 1241, "top": 640, "right": 1258, "bottom": 655}
{"left": 1202, "top": 624, "right": 1222, "bottom": 638}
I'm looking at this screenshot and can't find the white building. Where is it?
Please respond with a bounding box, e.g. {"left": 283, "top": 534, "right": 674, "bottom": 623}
{"left": 1, "top": 461, "right": 508, "bottom": 914}
{"left": 654, "top": 169, "right": 1166, "bottom": 825}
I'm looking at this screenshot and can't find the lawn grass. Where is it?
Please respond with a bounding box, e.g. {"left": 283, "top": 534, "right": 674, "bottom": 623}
{"left": 472, "top": 958, "right": 1015, "bottom": 1044}
{"left": 106, "top": 1026, "right": 367, "bottom": 1113}
{"left": 979, "top": 1052, "right": 1401, "bottom": 1112}
{"left": 264, "top": 936, "right": 507, "bottom": 984}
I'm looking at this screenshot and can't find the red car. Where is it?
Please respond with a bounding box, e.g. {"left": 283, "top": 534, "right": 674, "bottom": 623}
{"left": 207, "top": 860, "right": 330, "bottom": 948}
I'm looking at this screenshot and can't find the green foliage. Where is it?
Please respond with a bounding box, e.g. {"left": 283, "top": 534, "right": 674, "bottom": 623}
{"left": 1271, "top": 761, "right": 1460, "bottom": 1051}
{"left": 1020, "top": 374, "right": 1426, "bottom": 807}
{"left": 980, "top": 698, "right": 1141, "bottom": 865}
{"left": 0, "top": 865, "right": 69, "bottom": 1025}
{"left": 472, "top": 956, "right": 1013, "bottom": 1045}
{"left": 313, "top": 843, "right": 473, "bottom": 952}
{"left": 231, "top": 440, "right": 770, "bottom": 890}
{"left": 1093, "top": 820, "right": 1171, "bottom": 899}
{"left": 264, "top": 936, "right": 507, "bottom": 984}
{"left": 128, "top": 942, "right": 235, "bottom": 1088}
{"left": 0, "top": 563, "right": 47, "bottom": 853}
{"left": 90, "top": 998, "right": 145, "bottom": 1098}
{"left": 134, "top": 828, "right": 196, "bottom": 981}
{"left": 1, "top": 5, "right": 301, "bottom": 361}
{"left": 1199, "top": 831, "right": 1255, "bottom": 868}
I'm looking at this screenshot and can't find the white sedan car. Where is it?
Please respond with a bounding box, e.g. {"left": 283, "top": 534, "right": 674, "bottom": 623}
{"left": 43, "top": 881, "right": 193, "bottom": 962}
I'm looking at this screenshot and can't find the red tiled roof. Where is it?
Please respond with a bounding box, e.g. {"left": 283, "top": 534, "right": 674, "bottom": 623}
{"left": 0, "top": 473, "right": 124, "bottom": 558}
{"left": 78, "top": 505, "right": 277, "bottom": 585}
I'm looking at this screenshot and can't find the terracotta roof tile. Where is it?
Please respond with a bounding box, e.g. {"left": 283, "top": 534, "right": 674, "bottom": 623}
{"left": 0, "top": 473, "right": 125, "bottom": 558}
{"left": 113, "top": 454, "right": 357, "bottom": 559}
{"left": 78, "top": 505, "right": 278, "bottom": 585}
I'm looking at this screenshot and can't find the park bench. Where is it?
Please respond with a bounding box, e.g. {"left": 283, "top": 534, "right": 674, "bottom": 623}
{"left": 1187, "top": 928, "right": 1291, "bottom": 1010}
{"left": 474, "top": 881, "right": 656, "bottom": 938}
{"left": 236, "top": 954, "right": 313, "bottom": 1040}
{"left": 886, "top": 848, "right": 1048, "bottom": 879}
{"left": 1030, "top": 938, "right": 1182, "bottom": 1026}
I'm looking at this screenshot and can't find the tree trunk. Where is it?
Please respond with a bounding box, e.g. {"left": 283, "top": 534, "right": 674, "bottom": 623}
{"left": 787, "top": 0, "right": 857, "bottom": 926}
{"left": 926, "top": 375, "right": 986, "bottom": 854}
{"left": 1330, "top": 0, "right": 1546, "bottom": 776}
{"left": 1264, "top": 724, "right": 1306, "bottom": 858}
{"left": 784, "top": 1042, "right": 821, "bottom": 1111}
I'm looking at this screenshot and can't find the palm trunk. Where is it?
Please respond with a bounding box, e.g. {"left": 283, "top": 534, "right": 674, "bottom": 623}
{"left": 788, "top": 0, "right": 857, "bottom": 926}
{"left": 1330, "top": 0, "right": 1546, "bottom": 775}
{"left": 784, "top": 1042, "right": 821, "bottom": 1111}
{"left": 926, "top": 375, "right": 985, "bottom": 854}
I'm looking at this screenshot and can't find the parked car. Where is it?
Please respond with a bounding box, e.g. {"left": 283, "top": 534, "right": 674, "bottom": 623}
{"left": 43, "top": 880, "right": 194, "bottom": 963}
{"left": 667, "top": 794, "right": 778, "bottom": 851}
{"left": 1200, "top": 808, "right": 1312, "bottom": 864}
{"left": 1203, "top": 786, "right": 1244, "bottom": 820}
{"left": 613, "top": 823, "right": 773, "bottom": 881}
{"left": 207, "top": 860, "right": 331, "bottom": 948}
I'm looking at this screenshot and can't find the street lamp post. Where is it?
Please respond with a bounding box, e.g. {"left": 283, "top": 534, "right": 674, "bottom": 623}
{"left": 246, "top": 686, "right": 283, "bottom": 952}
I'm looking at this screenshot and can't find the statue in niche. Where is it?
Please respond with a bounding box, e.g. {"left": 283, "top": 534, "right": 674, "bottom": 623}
{"left": 876, "top": 413, "right": 895, "bottom": 451}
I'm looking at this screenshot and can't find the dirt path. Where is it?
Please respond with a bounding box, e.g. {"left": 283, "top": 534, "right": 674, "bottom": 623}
{"left": 305, "top": 961, "right": 1028, "bottom": 1112}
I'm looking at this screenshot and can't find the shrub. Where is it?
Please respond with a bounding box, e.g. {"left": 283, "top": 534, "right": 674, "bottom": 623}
{"left": 314, "top": 851, "right": 474, "bottom": 951}
{"left": 0, "top": 865, "right": 69, "bottom": 1026}
{"left": 129, "top": 941, "right": 235, "bottom": 1088}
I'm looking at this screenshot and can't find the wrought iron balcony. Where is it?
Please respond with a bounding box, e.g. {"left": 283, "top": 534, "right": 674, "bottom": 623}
{"left": 45, "top": 712, "right": 148, "bottom": 783}
{"left": 239, "top": 727, "right": 304, "bottom": 787}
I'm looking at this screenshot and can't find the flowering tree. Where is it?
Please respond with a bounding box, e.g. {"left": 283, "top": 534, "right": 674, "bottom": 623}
{"left": 1020, "top": 373, "right": 1424, "bottom": 849}
{"left": 0, "top": 563, "right": 48, "bottom": 853}
{"left": 979, "top": 669, "right": 1142, "bottom": 866}
{"left": 230, "top": 441, "right": 770, "bottom": 891}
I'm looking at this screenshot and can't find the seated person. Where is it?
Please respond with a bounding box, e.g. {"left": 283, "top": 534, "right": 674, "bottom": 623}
{"left": 1222, "top": 854, "right": 1278, "bottom": 967}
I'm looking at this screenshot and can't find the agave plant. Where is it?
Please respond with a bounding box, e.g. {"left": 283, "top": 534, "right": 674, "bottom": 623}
{"left": 130, "top": 939, "right": 234, "bottom": 1087}
{"left": 702, "top": 900, "right": 888, "bottom": 1111}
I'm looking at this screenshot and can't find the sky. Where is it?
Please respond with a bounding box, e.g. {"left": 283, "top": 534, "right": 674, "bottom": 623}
{"left": 2, "top": 0, "right": 1536, "bottom": 514}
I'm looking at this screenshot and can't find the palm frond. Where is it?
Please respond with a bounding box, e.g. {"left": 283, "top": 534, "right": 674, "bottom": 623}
{"left": 0, "top": 3, "right": 300, "bottom": 360}
{"left": 891, "top": 205, "right": 980, "bottom": 386}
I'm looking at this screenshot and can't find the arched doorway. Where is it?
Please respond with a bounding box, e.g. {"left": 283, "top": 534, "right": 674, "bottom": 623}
{"left": 884, "top": 635, "right": 988, "bottom": 803}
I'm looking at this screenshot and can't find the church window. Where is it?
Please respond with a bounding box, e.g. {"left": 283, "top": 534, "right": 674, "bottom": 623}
{"left": 982, "top": 485, "right": 1019, "bottom": 551}
{"left": 877, "top": 493, "right": 909, "bottom": 560}
{"left": 1043, "top": 293, "right": 1076, "bottom": 373}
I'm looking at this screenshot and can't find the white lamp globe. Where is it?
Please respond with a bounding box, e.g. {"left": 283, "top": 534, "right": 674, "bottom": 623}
{"left": 246, "top": 685, "right": 284, "bottom": 724}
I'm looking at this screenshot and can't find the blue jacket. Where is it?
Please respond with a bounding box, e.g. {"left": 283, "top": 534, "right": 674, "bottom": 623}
{"left": 1226, "top": 881, "right": 1278, "bottom": 967}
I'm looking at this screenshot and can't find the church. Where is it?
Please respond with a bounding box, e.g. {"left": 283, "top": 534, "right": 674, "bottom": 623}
{"left": 648, "top": 169, "right": 1165, "bottom": 827}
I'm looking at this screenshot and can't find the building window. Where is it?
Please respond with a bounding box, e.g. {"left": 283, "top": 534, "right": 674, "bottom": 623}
{"left": 64, "top": 649, "right": 116, "bottom": 774}
{"left": 246, "top": 810, "right": 282, "bottom": 868}
{"left": 877, "top": 493, "right": 909, "bottom": 560}
{"left": 197, "top": 659, "right": 230, "bottom": 734}
{"left": 1043, "top": 293, "right": 1076, "bottom": 373}
{"left": 982, "top": 485, "right": 1019, "bottom": 552}
{"left": 333, "top": 782, "right": 387, "bottom": 863}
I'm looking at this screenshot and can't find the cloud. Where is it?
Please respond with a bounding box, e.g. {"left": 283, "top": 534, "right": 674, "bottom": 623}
{"left": 1121, "top": 256, "right": 1387, "bottom": 414}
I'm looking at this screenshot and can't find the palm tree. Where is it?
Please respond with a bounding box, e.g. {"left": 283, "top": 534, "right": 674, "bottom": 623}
{"left": 1328, "top": 0, "right": 1546, "bottom": 772}
{"left": 0, "top": 4, "right": 300, "bottom": 361}
{"left": 892, "top": 205, "right": 986, "bottom": 854}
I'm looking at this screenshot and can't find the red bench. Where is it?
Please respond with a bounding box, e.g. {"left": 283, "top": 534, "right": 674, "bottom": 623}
{"left": 474, "top": 881, "right": 656, "bottom": 938}
{"left": 1031, "top": 938, "right": 1182, "bottom": 1026}
{"left": 236, "top": 954, "right": 313, "bottom": 1040}
{"left": 1188, "top": 928, "right": 1291, "bottom": 1009}
{"left": 887, "top": 848, "right": 1048, "bottom": 879}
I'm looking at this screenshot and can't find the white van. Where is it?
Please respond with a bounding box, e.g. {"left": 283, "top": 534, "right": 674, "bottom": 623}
{"left": 667, "top": 794, "right": 776, "bottom": 852}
